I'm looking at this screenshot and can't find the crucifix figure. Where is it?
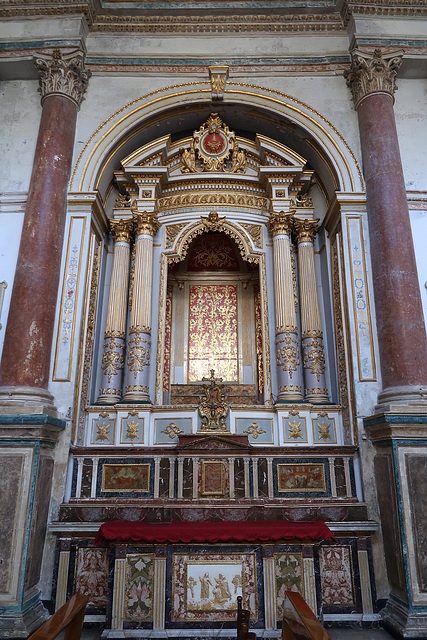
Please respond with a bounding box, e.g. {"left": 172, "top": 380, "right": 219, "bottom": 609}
{"left": 198, "top": 369, "right": 229, "bottom": 431}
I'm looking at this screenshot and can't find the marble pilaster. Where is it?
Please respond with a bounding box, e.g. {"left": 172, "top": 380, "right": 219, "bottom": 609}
{"left": 294, "top": 218, "right": 329, "bottom": 403}
{"left": 123, "top": 211, "right": 160, "bottom": 402}
{"left": 98, "top": 218, "right": 133, "bottom": 403}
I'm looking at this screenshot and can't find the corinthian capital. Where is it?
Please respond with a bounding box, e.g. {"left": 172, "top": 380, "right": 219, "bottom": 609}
{"left": 110, "top": 218, "right": 134, "bottom": 244}
{"left": 345, "top": 48, "right": 403, "bottom": 110}
{"left": 133, "top": 211, "right": 160, "bottom": 237}
{"left": 293, "top": 218, "right": 319, "bottom": 244}
{"left": 267, "top": 211, "right": 294, "bottom": 237}
{"left": 34, "top": 48, "right": 91, "bottom": 108}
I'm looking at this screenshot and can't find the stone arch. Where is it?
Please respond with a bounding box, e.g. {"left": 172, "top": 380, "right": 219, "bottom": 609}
{"left": 70, "top": 80, "right": 363, "bottom": 201}
{"left": 155, "top": 217, "right": 271, "bottom": 405}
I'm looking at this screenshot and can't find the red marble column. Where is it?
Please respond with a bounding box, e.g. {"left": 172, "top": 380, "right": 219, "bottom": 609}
{"left": 0, "top": 49, "right": 89, "bottom": 407}
{"left": 346, "top": 49, "right": 427, "bottom": 405}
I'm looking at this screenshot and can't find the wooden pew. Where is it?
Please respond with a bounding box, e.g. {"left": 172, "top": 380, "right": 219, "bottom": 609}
{"left": 237, "top": 595, "right": 257, "bottom": 640}
{"left": 281, "top": 591, "right": 332, "bottom": 640}
{"left": 27, "top": 594, "right": 89, "bottom": 640}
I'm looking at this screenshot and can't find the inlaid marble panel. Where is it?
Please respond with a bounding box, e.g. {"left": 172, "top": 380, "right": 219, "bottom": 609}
{"left": 74, "top": 547, "right": 108, "bottom": 607}
{"left": 274, "top": 553, "right": 304, "bottom": 619}
{"left": 319, "top": 546, "right": 355, "bottom": 606}
{"left": 406, "top": 453, "right": 427, "bottom": 592}
{"left": 125, "top": 554, "right": 154, "bottom": 622}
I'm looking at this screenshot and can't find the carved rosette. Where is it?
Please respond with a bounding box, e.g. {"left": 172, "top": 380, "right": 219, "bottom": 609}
{"left": 97, "top": 218, "right": 133, "bottom": 404}
{"left": 268, "top": 212, "right": 303, "bottom": 401}
{"left": 34, "top": 48, "right": 91, "bottom": 108}
{"left": 123, "top": 211, "right": 158, "bottom": 402}
{"left": 294, "top": 218, "right": 329, "bottom": 402}
{"left": 345, "top": 48, "right": 403, "bottom": 110}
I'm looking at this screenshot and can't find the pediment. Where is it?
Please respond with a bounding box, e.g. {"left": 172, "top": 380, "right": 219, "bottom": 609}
{"left": 177, "top": 433, "right": 252, "bottom": 452}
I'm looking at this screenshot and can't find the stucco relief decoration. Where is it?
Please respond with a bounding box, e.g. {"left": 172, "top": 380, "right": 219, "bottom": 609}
{"left": 243, "top": 422, "right": 266, "bottom": 439}
{"left": 161, "top": 422, "right": 184, "bottom": 439}
{"left": 127, "top": 330, "right": 151, "bottom": 377}
{"left": 101, "top": 336, "right": 125, "bottom": 382}
{"left": 180, "top": 113, "right": 246, "bottom": 174}
{"left": 276, "top": 332, "right": 300, "bottom": 378}
{"left": 115, "top": 193, "right": 133, "bottom": 209}
{"left": 34, "top": 48, "right": 90, "bottom": 107}
{"left": 303, "top": 332, "right": 326, "bottom": 381}
{"left": 344, "top": 48, "right": 403, "bottom": 109}
{"left": 172, "top": 553, "right": 257, "bottom": 622}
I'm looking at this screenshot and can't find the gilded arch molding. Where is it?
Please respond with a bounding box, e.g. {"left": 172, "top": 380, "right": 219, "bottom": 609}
{"left": 70, "top": 80, "right": 364, "bottom": 198}
{"left": 155, "top": 216, "right": 271, "bottom": 405}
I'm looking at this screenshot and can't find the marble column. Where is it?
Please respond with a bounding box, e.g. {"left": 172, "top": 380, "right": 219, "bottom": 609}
{"left": 98, "top": 218, "right": 133, "bottom": 403}
{"left": 346, "top": 49, "right": 427, "bottom": 407}
{"left": 0, "top": 49, "right": 89, "bottom": 637}
{"left": 294, "top": 218, "right": 329, "bottom": 402}
{"left": 0, "top": 49, "right": 89, "bottom": 410}
{"left": 123, "top": 211, "right": 160, "bottom": 402}
{"left": 268, "top": 212, "right": 303, "bottom": 402}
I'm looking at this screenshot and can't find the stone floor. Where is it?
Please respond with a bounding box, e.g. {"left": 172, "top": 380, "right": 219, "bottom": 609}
{"left": 78, "top": 629, "right": 396, "bottom": 639}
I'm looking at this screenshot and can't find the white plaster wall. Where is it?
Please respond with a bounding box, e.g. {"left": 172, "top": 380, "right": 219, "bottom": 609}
{"left": 410, "top": 210, "right": 427, "bottom": 328}
{"left": 394, "top": 78, "right": 427, "bottom": 192}
{"left": 0, "top": 211, "right": 24, "bottom": 359}
{"left": 0, "top": 80, "right": 40, "bottom": 193}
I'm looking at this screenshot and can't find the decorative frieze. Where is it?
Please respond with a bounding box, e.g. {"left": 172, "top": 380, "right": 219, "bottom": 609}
{"left": 345, "top": 48, "right": 403, "bottom": 110}
{"left": 35, "top": 48, "right": 90, "bottom": 108}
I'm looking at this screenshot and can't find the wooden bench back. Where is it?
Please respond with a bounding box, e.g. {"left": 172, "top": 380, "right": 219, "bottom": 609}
{"left": 281, "top": 591, "right": 332, "bottom": 640}
{"left": 237, "top": 595, "right": 257, "bottom": 640}
{"left": 27, "top": 594, "right": 89, "bottom": 640}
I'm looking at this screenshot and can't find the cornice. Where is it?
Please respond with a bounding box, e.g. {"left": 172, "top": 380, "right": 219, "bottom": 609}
{"left": 342, "top": 0, "right": 427, "bottom": 25}
{"left": 0, "top": 0, "right": 96, "bottom": 23}
{"left": 91, "top": 13, "right": 344, "bottom": 34}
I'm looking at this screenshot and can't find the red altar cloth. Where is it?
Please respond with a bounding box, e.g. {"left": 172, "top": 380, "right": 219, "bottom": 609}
{"left": 94, "top": 519, "right": 335, "bottom": 546}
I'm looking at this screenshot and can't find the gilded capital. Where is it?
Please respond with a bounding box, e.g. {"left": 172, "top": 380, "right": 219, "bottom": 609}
{"left": 267, "top": 211, "right": 294, "bottom": 237}
{"left": 293, "top": 218, "right": 319, "bottom": 244}
{"left": 34, "top": 48, "right": 91, "bottom": 108}
{"left": 133, "top": 211, "right": 160, "bottom": 237}
{"left": 345, "top": 48, "right": 403, "bottom": 110}
{"left": 110, "top": 218, "right": 133, "bottom": 244}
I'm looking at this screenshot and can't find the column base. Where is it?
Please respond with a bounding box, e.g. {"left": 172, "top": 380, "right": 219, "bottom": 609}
{"left": 277, "top": 385, "right": 304, "bottom": 402}
{"left": 376, "top": 385, "right": 427, "bottom": 412}
{"left": 0, "top": 385, "right": 57, "bottom": 417}
{"left": 382, "top": 597, "right": 427, "bottom": 640}
{"left": 0, "top": 600, "right": 48, "bottom": 639}
{"left": 122, "top": 385, "right": 151, "bottom": 403}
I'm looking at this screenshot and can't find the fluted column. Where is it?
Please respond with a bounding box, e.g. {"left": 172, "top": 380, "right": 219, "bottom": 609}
{"left": 123, "top": 211, "right": 160, "bottom": 402}
{"left": 294, "top": 219, "right": 329, "bottom": 402}
{"left": 98, "top": 219, "right": 133, "bottom": 403}
{"left": 0, "top": 49, "right": 90, "bottom": 408}
{"left": 346, "top": 49, "right": 427, "bottom": 406}
{"left": 268, "top": 212, "right": 303, "bottom": 402}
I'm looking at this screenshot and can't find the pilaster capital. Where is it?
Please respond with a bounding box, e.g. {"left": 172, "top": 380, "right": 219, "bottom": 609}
{"left": 34, "top": 48, "right": 91, "bottom": 108}
{"left": 344, "top": 48, "right": 403, "bottom": 110}
{"left": 267, "top": 211, "right": 294, "bottom": 237}
{"left": 133, "top": 211, "right": 160, "bottom": 237}
{"left": 110, "top": 218, "right": 133, "bottom": 244}
{"left": 293, "top": 218, "right": 319, "bottom": 244}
